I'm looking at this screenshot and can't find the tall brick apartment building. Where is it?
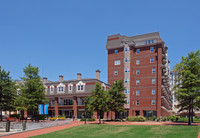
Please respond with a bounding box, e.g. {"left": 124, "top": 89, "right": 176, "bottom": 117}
{"left": 106, "top": 32, "right": 173, "bottom": 117}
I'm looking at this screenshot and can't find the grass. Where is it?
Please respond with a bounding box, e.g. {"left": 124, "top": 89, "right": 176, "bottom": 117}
{"left": 32, "top": 124, "right": 200, "bottom": 138}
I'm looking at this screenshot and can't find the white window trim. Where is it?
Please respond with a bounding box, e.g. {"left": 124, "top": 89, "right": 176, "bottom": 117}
{"left": 152, "top": 68, "right": 156, "bottom": 74}
{"left": 68, "top": 83, "right": 73, "bottom": 93}
{"left": 152, "top": 79, "right": 156, "bottom": 84}
{"left": 150, "top": 57, "right": 154, "bottom": 63}
{"left": 152, "top": 89, "right": 156, "bottom": 95}
{"left": 114, "top": 60, "right": 121, "bottom": 65}
{"left": 50, "top": 85, "right": 54, "bottom": 94}
{"left": 152, "top": 100, "right": 155, "bottom": 105}
{"left": 136, "top": 49, "right": 140, "bottom": 54}
{"left": 114, "top": 70, "right": 118, "bottom": 75}
{"left": 136, "top": 70, "right": 140, "bottom": 75}
{"left": 57, "top": 83, "right": 65, "bottom": 93}
{"left": 136, "top": 90, "right": 140, "bottom": 95}
{"left": 136, "top": 59, "right": 140, "bottom": 65}
{"left": 136, "top": 100, "right": 139, "bottom": 105}
{"left": 150, "top": 47, "right": 154, "bottom": 52}
{"left": 136, "top": 80, "right": 140, "bottom": 85}
{"left": 76, "top": 81, "right": 85, "bottom": 92}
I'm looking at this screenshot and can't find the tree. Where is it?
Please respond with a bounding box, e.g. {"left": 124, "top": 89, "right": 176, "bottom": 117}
{"left": 86, "top": 83, "right": 109, "bottom": 124}
{"left": 15, "top": 64, "right": 48, "bottom": 121}
{"left": 174, "top": 50, "right": 200, "bottom": 125}
{"left": 0, "top": 66, "right": 16, "bottom": 121}
{"left": 107, "top": 80, "right": 126, "bottom": 120}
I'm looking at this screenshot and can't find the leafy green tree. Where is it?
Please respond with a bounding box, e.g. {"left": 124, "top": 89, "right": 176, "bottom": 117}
{"left": 15, "top": 64, "right": 48, "bottom": 121}
{"left": 0, "top": 66, "right": 16, "bottom": 121}
{"left": 86, "top": 83, "right": 109, "bottom": 124}
{"left": 107, "top": 80, "right": 126, "bottom": 120}
{"left": 174, "top": 50, "right": 200, "bottom": 125}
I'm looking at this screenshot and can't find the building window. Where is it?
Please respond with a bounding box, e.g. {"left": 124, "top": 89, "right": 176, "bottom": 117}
{"left": 136, "top": 59, "right": 140, "bottom": 65}
{"left": 124, "top": 68, "right": 130, "bottom": 72}
{"left": 76, "top": 81, "right": 85, "bottom": 92}
{"left": 63, "top": 99, "right": 73, "bottom": 105}
{"left": 114, "top": 60, "right": 120, "bottom": 65}
{"left": 136, "top": 90, "right": 140, "bottom": 95}
{"left": 136, "top": 70, "right": 140, "bottom": 75}
{"left": 136, "top": 100, "right": 139, "bottom": 105}
{"left": 58, "top": 86, "right": 64, "bottom": 92}
{"left": 124, "top": 58, "right": 130, "bottom": 62}
{"left": 152, "top": 89, "right": 155, "bottom": 95}
{"left": 136, "top": 80, "right": 140, "bottom": 85}
{"left": 114, "top": 70, "right": 118, "bottom": 75}
{"left": 136, "top": 49, "right": 140, "bottom": 54}
{"left": 124, "top": 89, "right": 129, "bottom": 94}
{"left": 152, "top": 79, "right": 156, "bottom": 84}
{"left": 69, "top": 86, "right": 72, "bottom": 91}
{"left": 124, "top": 47, "right": 130, "bottom": 51}
{"left": 150, "top": 57, "right": 154, "bottom": 63}
{"left": 152, "top": 68, "right": 156, "bottom": 74}
{"left": 150, "top": 47, "right": 154, "bottom": 52}
{"left": 152, "top": 100, "right": 155, "bottom": 105}
{"left": 124, "top": 79, "right": 129, "bottom": 83}
{"left": 57, "top": 83, "right": 65, "bottom": 93}
{"left": 115, "top": 50, "right": 118, "bottom": 54}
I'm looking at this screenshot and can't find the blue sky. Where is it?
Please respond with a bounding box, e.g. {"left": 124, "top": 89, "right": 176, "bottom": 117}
{"left": 0, "top": 0, "right": 199, "bottom": 83}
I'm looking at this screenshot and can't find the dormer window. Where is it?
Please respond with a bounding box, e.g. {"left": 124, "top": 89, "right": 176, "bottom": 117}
{"left": 76, "top": 81, "right": 85, "bottom": 92}
{"left": 57, "top": 83, "right": 65, "bottom": 93}
{"left": 50, "top": 85, "right": 54, "bottom": 94}
{"left": 68, "top": 83, "right": 73, "bottom": 93}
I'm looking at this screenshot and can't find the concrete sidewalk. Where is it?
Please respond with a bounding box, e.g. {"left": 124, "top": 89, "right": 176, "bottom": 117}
{"left": 1, "top": 121, "right": 84, "bottom": 138}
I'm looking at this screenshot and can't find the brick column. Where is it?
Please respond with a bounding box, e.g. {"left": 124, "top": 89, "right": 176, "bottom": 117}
{"left": 129, "top": 109, "right": 133, "bottom": 117}
{"left": 24, "top": 110, "right": 27, "bottom": 118}
{"left": 93, "top": 111, "right": 97, "bottom": 120}
{"left": 73, "top": 96, "right": 77, "bottom": 118}
{"left": 55, "top": 97, "right": 59, "bottom": 117}
{"left": 140, "top": 110, "right": 144, "bottom": 116}
{"left": 103, "top": 112, "right": 107, "bottom": 119}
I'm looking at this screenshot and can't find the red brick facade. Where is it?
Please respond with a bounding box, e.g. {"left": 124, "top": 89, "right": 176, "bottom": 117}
{"left": 107, "top": 33, "right": 172, "bottom": 117}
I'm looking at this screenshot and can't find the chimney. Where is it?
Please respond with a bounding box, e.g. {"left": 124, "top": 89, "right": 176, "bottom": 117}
{"left": 77, "top": 73, "right": 82, "bottom": 80}
{"left": 59, "top": 75, "right": 63, "bottom": 82}
{"left": 43, "top": 77, "right": 48, "bottom": 83}
{"left": 96, "top": 69, "right": 100, "bottom": 80}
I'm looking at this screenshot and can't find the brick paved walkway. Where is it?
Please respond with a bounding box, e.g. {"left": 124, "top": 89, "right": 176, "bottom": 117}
{"left": 1, "top": 121, "right": 199, "bottom": 138}
{"left": 1, "top": 121, "right": 84, "bottom": 138}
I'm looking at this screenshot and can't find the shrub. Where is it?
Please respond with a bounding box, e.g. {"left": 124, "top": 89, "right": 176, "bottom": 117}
{"left": 87, "top": 118, "right": 95, "bottom": 121}
{"left": 50, "top": 117, "right": 57, "bottom": 121}
{"left": 126, "top": 116, "right": 146, "bottom": 122}
{"left": 10, "top": 114, "right": 21, "bottom": 119}
{"left": 156, "top": 117, "right": 161, "bottom": 122}
{"left": 37, "top": 114, "right": 46, "bottom": 120}
{"left": 152, "top": 116, "right": 156, "bottom": 121}
{"left": 80, "top": 118, "right": 86, "bottom": 121}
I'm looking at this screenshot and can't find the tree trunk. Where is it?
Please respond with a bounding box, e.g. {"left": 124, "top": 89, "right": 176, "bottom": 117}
{"left": 99, "top": 115, "right": 101, "bottom": 124}
{"left": 0, "top": 110, "right": 2, "bottom": 121}
{"left": 191, "top": 100, "right": 194, "bottom": 123}
{"left": 188, "top": 99, "right": 191, "bottom": 125}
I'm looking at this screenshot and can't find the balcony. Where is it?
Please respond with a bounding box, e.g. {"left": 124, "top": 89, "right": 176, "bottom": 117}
{"left": 162, "top": 54, "right": 166, "bottom": 59}
{"left": 163, "top": 59, "right": 167, "bottom": 64}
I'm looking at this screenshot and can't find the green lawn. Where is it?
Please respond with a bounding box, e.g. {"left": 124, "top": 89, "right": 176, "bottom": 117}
{"left": 32, "top": 124, "right": 200, "bottom": 138}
